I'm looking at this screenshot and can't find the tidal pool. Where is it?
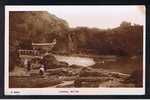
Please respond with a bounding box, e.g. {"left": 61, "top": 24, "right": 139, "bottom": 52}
{"left": 54, "top": 55, "right": 95, "bottom": 67}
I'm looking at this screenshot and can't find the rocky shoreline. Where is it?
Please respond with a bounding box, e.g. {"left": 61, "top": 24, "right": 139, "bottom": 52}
{"left": 9, "top": 54, "right": 142, "bottom": 88}
{"left": 9, "top": 65, "right": 135, "bottom": 88}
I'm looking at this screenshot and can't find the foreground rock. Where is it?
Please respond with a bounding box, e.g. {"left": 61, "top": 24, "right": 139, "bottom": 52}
{"left": 74, "top": 67, "right": 131, "bottom": 87}
{"left": 43, "top": 54, "right": 69, "bottom": 69}
{"left": 9, "top": 76, "right": 62, "bottom": 88}
{"left": 9, "top": 58, "right": 138, "bottom": 88}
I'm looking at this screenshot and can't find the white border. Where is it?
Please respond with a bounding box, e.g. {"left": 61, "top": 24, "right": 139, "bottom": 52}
{"left": 5, "top": 5, "right": 145, "bottom": 95}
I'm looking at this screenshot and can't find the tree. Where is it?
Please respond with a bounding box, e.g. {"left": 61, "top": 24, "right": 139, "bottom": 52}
{"left": 120, "top": 21, "right": 131, "bottom": 28}
{"left": 19, "top": 39, "right": 32, "bottom": 50}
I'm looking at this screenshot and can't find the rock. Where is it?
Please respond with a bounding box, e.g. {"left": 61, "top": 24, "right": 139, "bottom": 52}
{"left": 99, "top": 78, "right": 126, "bottom": 87}
{"left": 43, "top": 54, "right": 57, "bottom": 63}
{"left": 56, "top": 61, "right": 69, "bottom": 68}
{"left": 47, "top": 68, "right": 71, "bottom": 76}
{"left": 43, "top": 54, "right": 69, "bottom": 69}
{"left": 74, "top": 77, "right": 111, "bottom": 87}
{"left": 58, "top": 76, "right": 77, "bottom": 81}
{"left": 9, "top": 76, "right": 62, "bottom": 88}
{"left": 123, "top": 69, "right": 143, "bottom": 87}
{"left": 54, "top": 81, "right": 74, "bottom": 88}
{"left": 9, "top": 67, "right": 30, "bottom": 77}
{"left": 79, "top": 67, "right": 109, "bottom": 77}
{"left": 69, "top": 64, "right": 82, "bottom": 68}
{"left": 31, "top": 78, "right": 62, "bottom": 88}
{"left": 110, "top": 72, "right": 130, "bottom": 78}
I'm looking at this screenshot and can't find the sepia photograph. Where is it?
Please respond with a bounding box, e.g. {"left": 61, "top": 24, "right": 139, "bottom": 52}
{"left": 5, "top": 5, "right": 145, "bottom": 95}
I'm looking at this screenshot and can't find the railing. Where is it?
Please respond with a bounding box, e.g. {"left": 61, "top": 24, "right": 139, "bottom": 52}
{"left": 18, "top": 49, "right": 40, "bottom": 56}
{"left": 18, "top": 40, "right": 57, "bottom": 57}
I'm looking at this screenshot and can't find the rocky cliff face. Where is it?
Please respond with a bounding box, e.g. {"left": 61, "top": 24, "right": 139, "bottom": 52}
{"left": 9, "top": 11, "right": 69, "bottom": 43}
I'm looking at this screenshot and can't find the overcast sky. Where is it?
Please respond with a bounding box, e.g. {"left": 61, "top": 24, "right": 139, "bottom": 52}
{"left": 47, "top": 6, "right": 145, "bottom": 29}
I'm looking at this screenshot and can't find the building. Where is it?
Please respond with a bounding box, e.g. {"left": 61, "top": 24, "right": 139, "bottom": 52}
{"left": 18, "top": 39, "right": 57, "bottom": 66}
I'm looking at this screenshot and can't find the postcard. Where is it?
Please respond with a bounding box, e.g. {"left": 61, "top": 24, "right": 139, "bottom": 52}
{"left": 5, "top": 5, "right": 145, "bottom": 95}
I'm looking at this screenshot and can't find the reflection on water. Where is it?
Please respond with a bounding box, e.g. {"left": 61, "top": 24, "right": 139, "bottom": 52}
{"left": 54, "top": 55, "right": 95, "bottom": 67}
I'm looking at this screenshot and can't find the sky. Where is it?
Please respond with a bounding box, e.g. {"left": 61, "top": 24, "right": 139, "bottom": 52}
{"left": 47, "top": 6, "right": 145, "bottom": 29}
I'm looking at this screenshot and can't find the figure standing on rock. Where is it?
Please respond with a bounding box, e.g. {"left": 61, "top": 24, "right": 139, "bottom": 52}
{"left": 39, "top": 56, "right": 49, "bottom": 75}
{"left": 39, "top": 64, "right": 45, "bottom": 75}
{"left": 27, "top": 60, "right": 31, "bottom": 71}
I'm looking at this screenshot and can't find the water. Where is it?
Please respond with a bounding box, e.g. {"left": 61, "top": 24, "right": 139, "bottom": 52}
{"left": 54, "top": 55, "right": 95, "bottom": 67}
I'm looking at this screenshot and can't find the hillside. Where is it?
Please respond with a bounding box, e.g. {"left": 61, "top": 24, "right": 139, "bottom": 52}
{"left": 9, "top": 11, "right": 69, "bottom": 43}
{"left": 68, "top": 23, "right": 143, "bottom": 56}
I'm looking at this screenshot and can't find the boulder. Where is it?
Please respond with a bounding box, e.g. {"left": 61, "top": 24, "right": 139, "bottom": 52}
{"left": 69, "top": 64, "right": 83, "bottom": 69}
{"left": 74, "top": 77, "right": 111, "bottom": 87}
{"left": 43, "top": 54, "right": 69, "bottom": 69}
{"left": 79, "top": 67, "right": 109, "bottom": 77}
{"left": 9, "top": 76, "right": 62, "bottom": 88}
{"left": 56, "top": 61, "right": 69, "bottom": 68}
{"left": 47, "top": 68, "right": 71, "bottom": 76}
